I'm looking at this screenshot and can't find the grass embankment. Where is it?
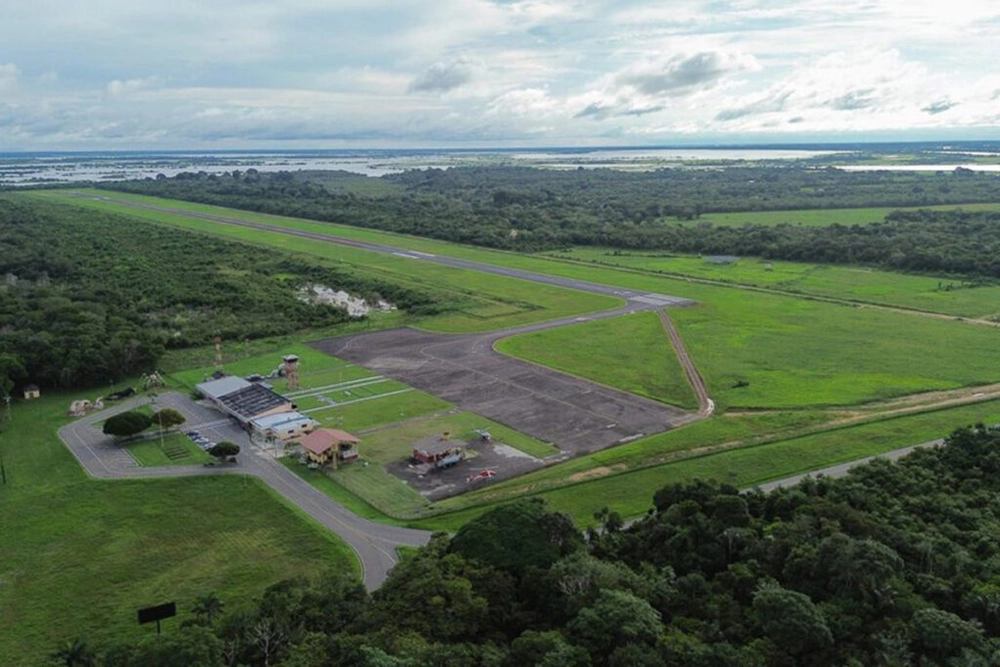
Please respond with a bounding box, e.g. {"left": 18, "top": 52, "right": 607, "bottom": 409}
{"left": 495, "top": 311, "right": 699, "bottom": 409}
{"left": 0, "top": 393, "right": 357, "bottom": 666}
{"left": 545, "top": 249, "right": 1000, "bottom": 319}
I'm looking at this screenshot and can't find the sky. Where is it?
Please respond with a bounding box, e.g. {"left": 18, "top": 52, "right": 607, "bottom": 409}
{"left": 1, "top": 0, "right": 998, "bottom": 149}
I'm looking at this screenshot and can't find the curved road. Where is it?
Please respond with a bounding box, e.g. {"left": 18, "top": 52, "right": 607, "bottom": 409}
{"left": 58, "top": 395, "right": 431, "bottom": 591}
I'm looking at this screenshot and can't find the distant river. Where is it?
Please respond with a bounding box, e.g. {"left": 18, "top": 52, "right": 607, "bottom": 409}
{"left": 0, "top": 147, "right": 838, "bottom": 187}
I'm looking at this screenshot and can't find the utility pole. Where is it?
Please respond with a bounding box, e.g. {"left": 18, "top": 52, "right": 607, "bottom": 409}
{"left": 0, "top": 391, "right": 10, "bottom": 485}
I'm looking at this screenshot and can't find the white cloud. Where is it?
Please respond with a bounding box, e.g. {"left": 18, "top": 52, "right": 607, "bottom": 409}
{"left": 0, "top": 64, "right": 20, "bottom": 93}
{"left": 0, "top": 1, "right": 996, "bottom": 147}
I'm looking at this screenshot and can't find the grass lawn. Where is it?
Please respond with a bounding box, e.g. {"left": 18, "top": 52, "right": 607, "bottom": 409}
{"left": 669, "top": 290, "right": 1000, "bottom": 410}
{"left": 495, "top": 311, "right": 699, "bottom": 409}
{"left": 126, "top": 432, "right": 212, "bottom": 466}
{"left": 168, "top": 343, "right": 359, "bottom": 392}
{"left": 306, "top": 388, "right": 452, "bottom": 433}
{"left": 690, "top": 202, "right": 1000, "bottom": 227}
{"left": 0, "top": 393, "right": 358, "bottom": 666}
{"left": 545, "top": 249, "right": 1000, "bottom": 318}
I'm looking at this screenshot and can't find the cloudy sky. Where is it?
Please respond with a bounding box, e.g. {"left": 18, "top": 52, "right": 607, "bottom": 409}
{"left": 1, "top": 0, "right": 998, "bottom": 149}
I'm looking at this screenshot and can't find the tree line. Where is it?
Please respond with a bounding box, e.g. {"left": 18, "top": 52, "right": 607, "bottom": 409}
{"left": 0, "top": 196, "right": 441, "bottom": 390}
{"left": 63, "top": 424, "right": 1000, "bottom": 665}
{"left": 102, "top": 166, "right": 1000, "bottom": 278}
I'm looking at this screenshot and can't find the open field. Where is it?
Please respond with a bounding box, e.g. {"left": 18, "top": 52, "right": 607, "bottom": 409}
{"left": 671, "top": 291, "right": 1000, "bottom": 410}
{"left": 495, "top": 311, "right": 699, "bottom": 409}
{"left": 689, "top": 202, "right": 1000, "bottom": 227}
{"left": 0, "top": 393, "right": 357, "bottom": 665}
{"left": 545, "top": 248, "right": 1000, "bottom": 318}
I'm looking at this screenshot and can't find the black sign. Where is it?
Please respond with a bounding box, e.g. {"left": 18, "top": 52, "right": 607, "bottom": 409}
{"left": 137, "top": 602, "right": 176, "bottom": 625}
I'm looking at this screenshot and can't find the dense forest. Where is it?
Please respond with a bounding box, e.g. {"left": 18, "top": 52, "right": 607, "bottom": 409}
{"left": 72, "top": 424, "right": 1000, "bottom": 666}
{"left": 0, "top": 196, "right": 440, "bottom": 390}
{"left": 103, "top": 166, "right": 1000, "bottom": 277}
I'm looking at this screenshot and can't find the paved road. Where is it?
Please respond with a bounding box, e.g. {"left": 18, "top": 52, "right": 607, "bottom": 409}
{"left": 78, "top": 194, "right": 695, "bottom": 311}
{"left": 752, "top": 439, "right": 941, "bottom": 493}
{"left": 58, "top": 393, "right": 431, "bottom": 590}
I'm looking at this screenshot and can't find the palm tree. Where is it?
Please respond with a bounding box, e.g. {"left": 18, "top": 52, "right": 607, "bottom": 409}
{"left": 192, "top": 592, "right": 225, "bottom": 624}
{"left": 50, "top": 638, "right": 96, "bottom": 666}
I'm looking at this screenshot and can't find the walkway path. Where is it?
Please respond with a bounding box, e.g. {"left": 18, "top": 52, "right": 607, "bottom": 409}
{"left": 58, "top": 394, "right": 431, "bottom": 591}
{"left": 752, "top": 439, "right": 941, "bottom": 493}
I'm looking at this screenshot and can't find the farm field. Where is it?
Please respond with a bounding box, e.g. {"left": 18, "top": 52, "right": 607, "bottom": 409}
{"left": 545, "top": 248, "right": 1000, "bottom": 318}
{"left": 689, "top": 202, "right": 1000, "bottom": 227}
{"left": 495, "top": 311, "right": 699, "bottom": 409}
{"left": 0, "top": 393, "right": 356, "bottom": 666}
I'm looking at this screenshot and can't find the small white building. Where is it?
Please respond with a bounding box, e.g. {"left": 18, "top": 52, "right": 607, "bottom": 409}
{"left": 23, "top": 384, "right": 40, "bottom": 400}
{"left": 251, "top": 411, "right": 318, "bottom": 442}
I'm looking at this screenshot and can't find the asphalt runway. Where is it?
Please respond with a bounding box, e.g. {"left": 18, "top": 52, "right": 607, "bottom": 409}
{"left": 77, "top": 194, "right": 695, "bottom": 311}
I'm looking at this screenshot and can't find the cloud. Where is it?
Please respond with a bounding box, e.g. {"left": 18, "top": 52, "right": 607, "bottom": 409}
{"left": 408, "top": 58, "right": 479, "bottom": 93}
{"left": 827, "top": 89, "right": 877, "bottom": 111}
{"left": 106, "top": 77, "right": 162, "bottom": 98}
{"left": 922, "top": 99, "right": 957, "bottom": 114}
{"left": 716, "top": 91, "right": 791, "bottom": 121}
{"left": 616, "top": 51, "right": 758, "bottom": 97}
{"left": 0, "top": 63, "right": 20, "bottom": 92}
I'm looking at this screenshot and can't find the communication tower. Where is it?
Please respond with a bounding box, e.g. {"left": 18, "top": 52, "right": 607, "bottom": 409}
{"left": 214, "top": 336, "right": 223, "bottom": 370}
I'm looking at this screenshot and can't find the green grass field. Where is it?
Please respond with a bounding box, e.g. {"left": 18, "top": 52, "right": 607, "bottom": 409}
{"left": 126, "top": 432, "right": 212, "bottom": 466}
{"left": 545, "top": 249, "right": 1000, "bottom": 318}
{"left": 689, "top": 202, "right": 1000, "bottom": 227}
{"left": 671, "top": 292, "right": 1000, "bottom": 410}
{"left": 495, "top": 311, "right": 699, "bottom": 409}
{"left": 0, "top": 393, "right": 357, "bottom": 666}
